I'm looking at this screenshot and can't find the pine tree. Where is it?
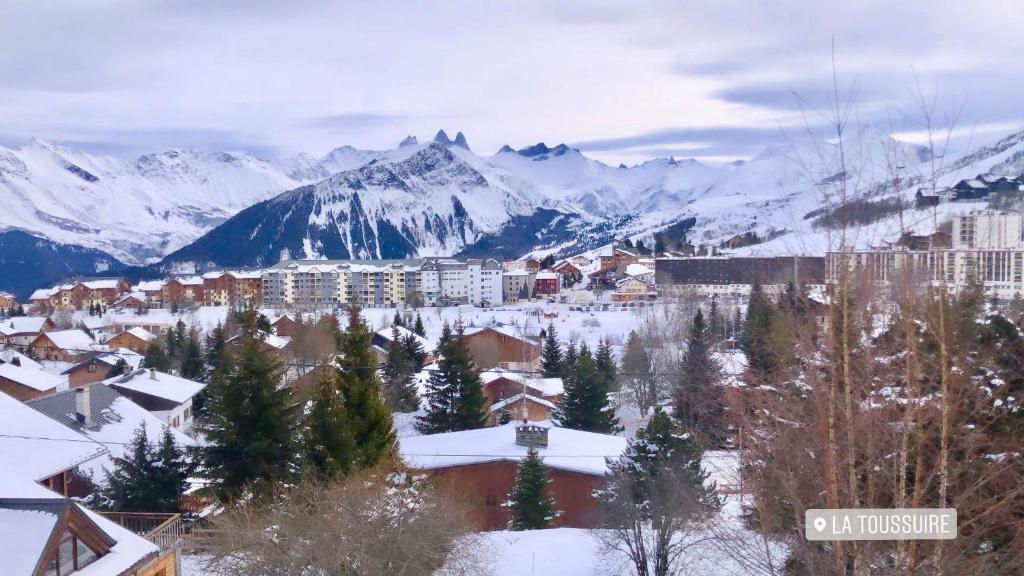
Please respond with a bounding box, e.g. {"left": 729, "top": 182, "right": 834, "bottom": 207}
{"left": 153, "top": 426, "right": 190, "bottom": 512}
{"left": 620, "top": 330, "right": 656, "bottom": 413}
{"left": 654, "top": 235, "right": 667, "bottom": 255}
{"left": 103, "top": 424, "right": 189, "bottom": 513}
{"left": 303, "top": 368, "right": 355, "bottom": 478}
{"left": 416, "top": 324, "right": 487, "bottom": 433}
{"left": 507, "top": 447, "right": 559, "bottom": 530}
{"left": 403, "top": 333, "right": 427, "bottom": 371}
{"left": 393, "top": 309, "right": 404, "bottom": 327}
{"left": 541, "top": 323, "right": 563, "bottom": 377}
{"left": 107, "top": 358, "right": 128, "bottom": 377}
{"left": 708, "top": 295, "right": 723, "bottom": 344}
{"left": 595, "top": 337, "right": 617, "bottom": 393}
{"left": 205, "top": 321, "right": 228, "bottom": 379}
{"left": 413, "top": 312, "right": 426, "bottom": 337}
{"left": 563, "top": 340, "right": 578, "bottom": 379}
{"left": 143, "top": 340, "right": 171, "bottom": 372}
{"left": 102, "top": 423, "right": 157, "bottom": 511}
{"left": 673, "top": 308, "right": 726, "bottom": 443}
{"left": 179, "top": 328, "right": 204, "bottom": 380}
{"left": 382, "top": 327, "right": 419, "bottom": 412}
{"left": 740, "top": 283, "right": 783, "bottom": 383}
{"left": 336, "top": 303, "right": 395, "bottom": 468}
{"left": 78, "top": 321, "right": 93, "bottom": 340}
{"left": 555, "top": 344, "right": 621, "bottom": 433}
{"left": 167, "top": 319, "right": 186, "bottom": 366}
{"left": 200, "top": 336, "right": 297, "bottom": 500}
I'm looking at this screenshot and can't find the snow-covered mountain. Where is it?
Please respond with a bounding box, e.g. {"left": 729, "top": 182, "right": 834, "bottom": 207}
{"left": 0, "top": 139, "right": 321, "bottom": 264}
{"left": 5, "top": 124, "right": 1024, "bottom": 281}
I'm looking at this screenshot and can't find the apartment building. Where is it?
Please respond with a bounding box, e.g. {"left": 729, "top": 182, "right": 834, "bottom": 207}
{"left": 827, "top": 210, "right": 1024, "bottom": 300}
{"left": 262, "top": 257, "right": 503, "bottom": 309}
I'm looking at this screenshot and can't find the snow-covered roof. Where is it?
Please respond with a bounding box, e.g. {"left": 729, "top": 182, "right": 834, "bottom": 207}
{"left": 78, "top": 507, "right": 160, "bottom": 575}
{"left": 625, "top": 263, "right": 653, "bottom": 277}
{"left": 134, "top": 280, "right": 164, "bottom": 292}
{"left": 105, "top": 369, "right": 205, "bottom": 404}
{"left": 125, "top": 326, "right": 157, "bottom": 342}
{"left": 965, "top": 178, "right": 988, "bottom": 189}
{"left": 79, "top": 279, "right": 123, "bottom": 290}
{"left": 535, "top": 271, "right": 559, "bottom": 280}
{"left": 502, "top": 269, "right": 533, "bottom": 277}
{"left": 38, "top": 329, "right": 95, "bottom": 350}
{"left": 0, "top": 348, "right": 42, "bottom": 370}
{"left": 480, "top": 369, "right": 564, "bottom": 396}
{"left": 0, "top": 316, "right": 50, "bottom": 335}
{"left": 0, "top": 391, "right": 107, "bottom": 483}
{"left": 0, "top": 504, "right": 64, "bottom": 576}
{"left": 29, "top": 287, "right": 57, "bottom": 300}
{"left": 113, "top": 291, "right": 146, "bottom": 304}
{"left": 488, "top": 393, "right": 557, "bottom": 412}
{"left": 375, "top": 324, "right": 436, "bottom": 353}
{"left": 0, "top": 361, "right": 63, "bottom": 391}
{"left": 399, "top": 421, "right": 626, "bottom": 476}
{"left": 264, "top": 334, "right": 291, "bottom": 350}
{"left": 28, "top": 384, "right": 196, "bottom": 483}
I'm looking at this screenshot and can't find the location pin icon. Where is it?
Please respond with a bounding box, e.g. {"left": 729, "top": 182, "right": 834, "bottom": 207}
{"left": 813, "top": 517, "right": 827, "bottom": 532}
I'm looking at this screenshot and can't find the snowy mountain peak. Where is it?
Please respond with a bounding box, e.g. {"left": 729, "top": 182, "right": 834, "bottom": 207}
{"left": 399, "top": 135, "right": 419, "bottom": 147}
{"left": 433, "top": 130, "right": 453, "bottom": 145}
{"left": 497, "top": 144, "right": 515, "bottom": 154}
{"left": 518, "top": 142, "right": 550, "bottom": 157}
{"left": 433, "top": 130, "right": 470, "bottom": 150}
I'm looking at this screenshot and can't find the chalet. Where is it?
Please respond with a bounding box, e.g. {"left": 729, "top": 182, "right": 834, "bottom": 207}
{"left": 587, "top": 267, "right": 619, "bottom": 289}
{"left": 0, "top": 390, "right": 173, "bottom": 574}
{"left": 612, "top": 276, "right": 657, "bottom": 302}
{"left": 0, "top": 290, "right": 15, "bottom": 309}
{"left": 62, "top": 350, "right": 144, "bottom": 389}
{"left": 112, "top": 292, "right": 147, "bottom": 311}
{"left": 894, "top": 230, "right": 952, "bottom": 250}
{"left": 226, "top": 333, "right": 292, "bottom": 358}
{"left": 157, "top": 277, "right": 203, "bottom": 309}
{"left": 570, "top": 254, "right": 593, "bottom": 268}
{"left": 270, "top": 313, "right": 296, "bottom": 337}
{"left": 599, "top": 243, "right": 639, "bottom": 270}
{"left": 533, "top": 271, "right": 561, "bottom": 296}
{"left": 0, "top": 315, "right": 55, "bottom": 346}
{"left": 0, "top": 351, "right": 63, "bottom": 400}
{"left": 31, "top": 329, "right": 99, "bottom": 363}
{"left": 552, "top": 260, "right": 581, "bottom": 279}
{"left": 372, "top": 325, "right": 436, "bottom": 358}
{"left": 106, "top": 368, "right": 205, "bottom": 432}
{"left": 462, "top": 325, "right": 542, "bottom": 371}
{"left": 28, "top": 384, "right": 196, "bottom": 486}
{"left": 480, "top": 369, "right": 564, "bottom": 423}
{"left": 400, "top": 422, "right": 626, "bottom": 530}
{"left": 0, "top": 389, "right": 107, "bottom": 497}
{"left": 954, "top": 178, "right": 991, "bottom": 201}
{"left": 105, "top": 327, "right": 157, "bottom": 354}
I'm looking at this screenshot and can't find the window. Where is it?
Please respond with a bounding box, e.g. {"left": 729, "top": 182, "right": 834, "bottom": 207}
{"left": 45, "top": 532, "right": 99, "bottom": 575}
{"left": 87, "top": 363, "right": 97, "bottom": 373}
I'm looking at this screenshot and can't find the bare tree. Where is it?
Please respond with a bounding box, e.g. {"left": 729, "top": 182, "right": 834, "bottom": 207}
{"left": 198, "top": 467, "right": 485, "bottom": 576}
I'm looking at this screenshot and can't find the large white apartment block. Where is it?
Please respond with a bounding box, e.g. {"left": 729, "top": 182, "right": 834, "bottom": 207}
{"left": 828, "top": 210, "right": 1024, "bottom": 300}
{"left": 263, "top": 257, "right": 503, "bottom": 309}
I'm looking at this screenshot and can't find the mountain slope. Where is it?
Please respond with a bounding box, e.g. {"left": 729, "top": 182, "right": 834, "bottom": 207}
{"left": 0, "top": 140, "right": 327, "bottom": 264}
{"left": 0, "top": 230, "right": 125, "bottom": 298}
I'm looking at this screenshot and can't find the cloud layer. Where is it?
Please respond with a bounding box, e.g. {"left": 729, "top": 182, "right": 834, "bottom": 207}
{"left": 1, "top": 0, "right": 1020, "bottom": 165}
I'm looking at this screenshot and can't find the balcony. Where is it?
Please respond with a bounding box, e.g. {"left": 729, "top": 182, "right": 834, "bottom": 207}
{"left": 99, "top": 512, "right": 185, "bottom": 551}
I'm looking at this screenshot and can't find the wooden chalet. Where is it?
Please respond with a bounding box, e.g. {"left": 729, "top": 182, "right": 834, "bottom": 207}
{"left": 400, "top": 423, "right": 626, "bottom": 530}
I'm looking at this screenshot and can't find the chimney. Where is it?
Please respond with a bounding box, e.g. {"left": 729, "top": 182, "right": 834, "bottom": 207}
{"left": 75, "top": 387, "right": 92, "bottom": 427}
{"left": 149, "top": 367, "right": 156, "bottom": 380}
{"left": 515, "top": 423, "right": 549, "bottom": 448}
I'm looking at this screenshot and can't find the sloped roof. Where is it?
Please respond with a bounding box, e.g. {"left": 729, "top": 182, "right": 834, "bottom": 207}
{"left": 488, "top": 393, "right": 557, "bottom": 412}
{"left": 480, "top": 369, "right": 564, "bottom": 396}
{"left": 0, "top": 361, "right": 63, "bottom": 392}
{"left": 399, "top": 421, "right": 625, "bottom": 476}
{"left": 0, "top": 316, "right": 51, "bottom": 336}
{"left": 105, "top": 369, "right": 205, "bottom": 404}
{"left": 0, "top": 391, "right": 107, "bottom": 484}
{"left": 28, "top": 384, "right": 196, "bottom": 483}
{"left": 375, "top": 324, "right": 436, "bottom": 353}
{"left": 38, "top": 329, "right": 95, "bottom": 351}
{"left": 124, "top": 327, "right": 157, "bottom": 342}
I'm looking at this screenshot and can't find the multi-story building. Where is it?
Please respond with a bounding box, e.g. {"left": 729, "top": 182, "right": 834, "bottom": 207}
{"left": 262, "top": 257, "right": 504, "bottom": 309}
{"left": 28, "top": 278, "right": 132, "bottom": 312}
{"left": 827, "top": 210, "right": 1024, "bottom": 300}
{"left": 656, "top": 256, "right": 825, "bottom": 298}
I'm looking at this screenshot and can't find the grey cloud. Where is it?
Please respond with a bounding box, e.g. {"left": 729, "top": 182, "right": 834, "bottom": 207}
{"left": 573, "top": 126, "right": 787, "bottom": 155}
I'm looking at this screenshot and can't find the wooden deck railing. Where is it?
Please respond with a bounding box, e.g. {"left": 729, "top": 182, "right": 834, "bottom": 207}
{"left": 99, "top": 511, "right": 185, "bottom": 551}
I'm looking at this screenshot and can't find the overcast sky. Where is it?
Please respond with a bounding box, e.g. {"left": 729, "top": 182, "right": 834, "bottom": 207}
{"left": 1, "top": 0, "right": 1021, "bottom": 165}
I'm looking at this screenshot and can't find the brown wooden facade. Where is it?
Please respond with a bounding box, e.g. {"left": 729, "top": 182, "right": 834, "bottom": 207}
{"left": 463, "top": 328, "right": 541, "bottom": 370}
{"left": 423, "top": 460, "right": 606, "bottom": 530}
